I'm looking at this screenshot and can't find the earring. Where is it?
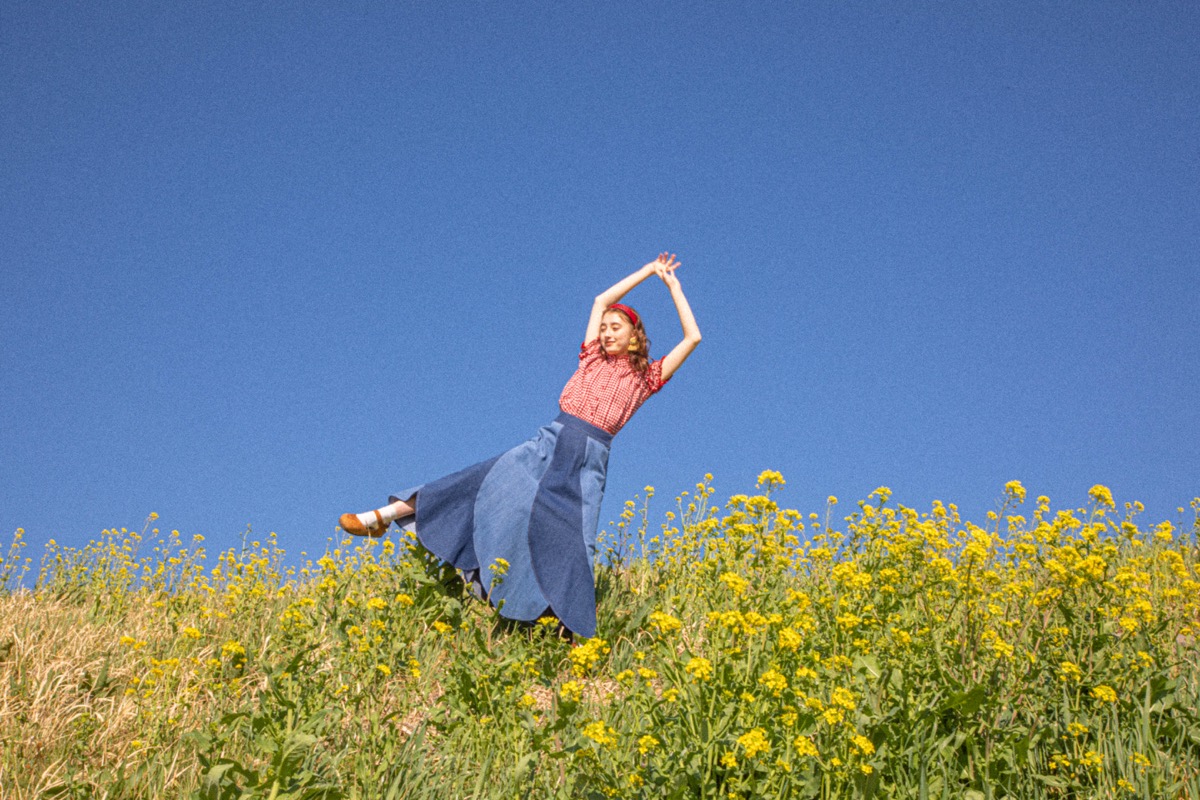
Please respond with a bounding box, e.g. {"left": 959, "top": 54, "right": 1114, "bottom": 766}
{"left": 627, "top": 339, "right": 638, "bottom": 352}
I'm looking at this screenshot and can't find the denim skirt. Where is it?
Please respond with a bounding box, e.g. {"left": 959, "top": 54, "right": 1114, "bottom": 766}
{"left": 389, "top": 411, "right": 612, "bottom": 639}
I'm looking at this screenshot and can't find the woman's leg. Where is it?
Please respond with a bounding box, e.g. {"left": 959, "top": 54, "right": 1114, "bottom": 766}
{"left": 339, "top": 495, "right": 416, "bottom": 536}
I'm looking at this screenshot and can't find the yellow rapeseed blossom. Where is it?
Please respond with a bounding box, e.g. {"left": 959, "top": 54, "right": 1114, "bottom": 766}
{"left": 685, "top": 657, "right": 713, "bottom": 681}
{"left": 1089, "top": 484, "right": 1115, "bottom": 509}
{"left": 649, "top": 610, "right": 682, "bottom": 633}
{"left": 756, "top": 470, "right": 785, "bottom": 489}
{"left": 794, "top": 736, "right": 819, "bottom": 758}
{"left": 737, "top": 728, "right": 770, "bottom": 759}
{"left": 777, "top": 627, "right": 803, "bottom": 651}
{"left": 719, "top": 571, "right": 750, "bottom": 596}
{"left": 1059, "top": 661, "right": 1083, "bottom": 682}
{"left": 830, "top": 687, "right": 857, "bottom": 710}
{"left": 1005, "top": 480, "right": 1027, "bottom": 503}
{"left": 637, "top": 734, "right": 659, "bottom": 755}
{"left": 851, "top": 735, "right": 875, "bottom": 756}
{"left": 559, "top": 681, "right": 583, "bottom": 703}
{"left": 569, "top": 638, "right": 609, "bottom": 676}
{"left": 582, "top": 721, "right": 617, "bottom": 747}
{"left": 1090, "top": 684, "right": 1118, "bottom": 703}
{"left": 759, "top": 669, "right": 788, "bottom": 696}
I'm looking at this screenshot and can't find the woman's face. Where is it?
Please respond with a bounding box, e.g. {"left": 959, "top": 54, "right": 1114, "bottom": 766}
{"left": 600, "top": 311, "right": 635, "bottom": 357}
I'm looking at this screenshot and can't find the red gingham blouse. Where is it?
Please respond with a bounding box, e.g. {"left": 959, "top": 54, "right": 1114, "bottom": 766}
{"left": 559, "top": 338, "right": 670, "bottom": 434}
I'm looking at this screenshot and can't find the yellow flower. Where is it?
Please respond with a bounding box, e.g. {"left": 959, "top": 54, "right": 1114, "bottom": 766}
{"left": 830, "top": 687, "right": 857, "bottom": 710}
{"left": 777, "top": 627, "right": 803, "bottom": 651}
{"left": 517, "top": 693, "right": 537, "bottom": 709}
{"left": 685, "top": 657, "right": 713, "bottom": 681}
{"left": 181, "top": 627, "right": 202, "bottom": 640}
{"left": 649, "top": 611, "right": 682, "bottom": 633}
{"left": 719, "top": 751, "right": 738, "bottom": 768}
{"left": 1005, "top": 480, "right": 1027, "bottom": 503}
{"left": 569, "top": 638, "right": 609, "bottom": 677}
{"left": 822, "top": 707, "right": 844, "bottom": 726}
{"left": 559, "top": 681, "right": 583, "bottom": 703}
{"left": 719, "top": 571, "right": 750, "bottom": 596}
{"left": 637, "top": 734, "right": 660, "bottom": 755}
{"left": 582, "top": 720, "right": 617, "bottom": 747}
{"left": 432, "top": 621, "right": 452, "bottom": 634}
{"left": 1090, "top": 684, "right": 1117, "bottom": 703}
{"left": 1059, "top": 661, "right": 1083, "bottom": 683}
{"left": 759, "top": 669, "right": 788, "bottom": 696}
{"left": 1088, "top": 484, "right": 1115, "bottom": 508}
{"left": 737, "top": 728, "right": 770, "bottom": 759}
{"left": 366, "top": 597, "right": 387, "bottom": 611}
{"left": 794, "top": 735, "right": 819, "bottom": 758}
{"left": 756, "top": 470, "right": 785, "bottom": 489}
{"left": 851, "top": 735, "right": 875, "bottom": 756}
{"left": 375, "top": 663, "right": 391, "bottom": 677}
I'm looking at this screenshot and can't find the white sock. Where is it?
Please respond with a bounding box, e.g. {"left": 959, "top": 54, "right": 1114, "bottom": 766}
{"left": 357, "top": 501, "right": 408, "bottom": 527}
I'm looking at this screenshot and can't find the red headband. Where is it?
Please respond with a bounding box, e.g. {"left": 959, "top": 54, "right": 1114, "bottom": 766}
{"left": 606, "top": 303, "right": 640, "bottom": 329}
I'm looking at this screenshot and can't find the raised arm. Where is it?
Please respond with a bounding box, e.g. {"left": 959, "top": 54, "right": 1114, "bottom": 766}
{"left": 585, "top": 253, "right": 679, "bottom": 342}
{"left": 656, "top": 261, "right": 702, "bottom": 382}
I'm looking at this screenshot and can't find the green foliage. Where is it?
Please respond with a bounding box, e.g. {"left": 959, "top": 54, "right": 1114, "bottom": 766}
{"left": 2, "top": 482, "right": 1199, "bottom": 798}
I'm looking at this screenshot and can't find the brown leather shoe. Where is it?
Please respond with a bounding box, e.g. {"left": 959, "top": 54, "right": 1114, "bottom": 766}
{"left": 339, "top": 510, "right": 388, "bottom": 537}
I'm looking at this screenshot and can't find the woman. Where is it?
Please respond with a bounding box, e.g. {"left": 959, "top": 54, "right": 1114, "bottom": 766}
{"left": 339, "top": 253, "right": 701, "bottom": 638}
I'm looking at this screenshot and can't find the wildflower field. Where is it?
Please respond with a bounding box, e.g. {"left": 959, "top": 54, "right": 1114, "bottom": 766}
{"left": 3, "top": 475, "right": 1199, "bottom": 799}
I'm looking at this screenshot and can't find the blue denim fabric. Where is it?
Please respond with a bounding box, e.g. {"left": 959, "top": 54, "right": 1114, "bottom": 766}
{"left": 390, "top": 412, "right": 612, "bottom": 637}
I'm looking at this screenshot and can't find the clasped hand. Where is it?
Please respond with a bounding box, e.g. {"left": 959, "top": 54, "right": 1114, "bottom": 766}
{"left": 646, "top": 252, "right": 682, "bottom": 290}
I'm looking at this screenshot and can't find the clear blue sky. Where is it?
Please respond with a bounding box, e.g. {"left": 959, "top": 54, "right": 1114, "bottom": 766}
{"left": 3, "top": 2, "right": 1198, "bottom": 564}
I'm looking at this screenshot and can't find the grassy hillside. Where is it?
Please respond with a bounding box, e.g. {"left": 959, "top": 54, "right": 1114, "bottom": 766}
{"left": 2, "top": 475, "right": 1199, "bottom": 799}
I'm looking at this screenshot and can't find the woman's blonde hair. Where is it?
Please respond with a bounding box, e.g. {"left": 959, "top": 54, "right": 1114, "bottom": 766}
{"left": 604, "top": 306, "right": 650, "bottom": 374}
